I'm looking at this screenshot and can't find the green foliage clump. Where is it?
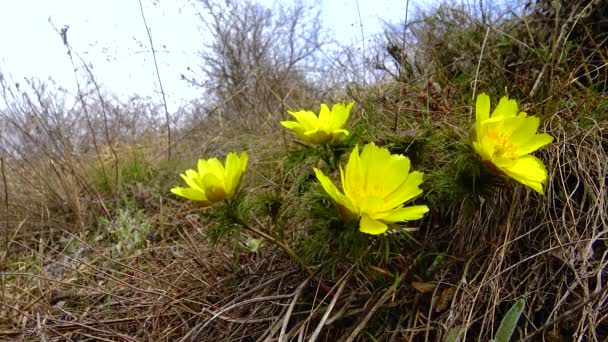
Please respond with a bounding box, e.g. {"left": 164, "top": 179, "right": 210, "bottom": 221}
{"left": 426, "top": 138, "right": 503, "bottom": 215}
{"left": 297, "top": 185, "right": 418, "bottom": 278}
{"left": 204, "top": 192, "right": 250, "bottom": 246}
{"left": 99, "top": 208, "right": 151, "bottom": 256}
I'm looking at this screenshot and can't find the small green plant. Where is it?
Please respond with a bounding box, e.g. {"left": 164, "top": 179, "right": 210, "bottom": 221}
{"left": 492, "top": 299, "right": 525, "bottom": 342}
{"left": 444, "top": 299, "right": 525, "bottom": 342}
{"left": 100, "top": 209, "right": 151, "bottom": 256}
{"left": 245, "top": 238, "right": 263, "bottom": 253}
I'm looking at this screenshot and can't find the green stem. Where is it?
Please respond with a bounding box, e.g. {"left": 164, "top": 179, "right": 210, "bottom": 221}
{"left": 321, "top": 144, "right": 337, "bottom": 172}
{"left": 238, "top": 218, "right": 311, "bottom": 274}
{"left": 226, "top": 199, "right": 312, "bottom": 276}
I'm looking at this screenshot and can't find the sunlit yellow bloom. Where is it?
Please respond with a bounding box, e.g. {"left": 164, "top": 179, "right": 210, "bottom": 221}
{"left": 314, "top": 143, "right": 429, "bottom": 235}
{"left": 470, "top": 93, "right": 553, "bottom": 194}
{"left": 171, "top": 152, "right": 248, "bottom": 205}
{"left": 281, "top": 102, "right": 354, "bottom": 145}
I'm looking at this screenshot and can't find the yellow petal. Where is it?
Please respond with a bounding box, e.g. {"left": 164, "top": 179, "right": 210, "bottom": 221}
{"left": 362, "top": 145, "right": 412, "bottom": 199}
{"left": 510, "top": 115, "right": 540, "bottom": 146}
{"left": 477, "top": 135, "right": 496, "bottom": 161}
{"left": 492, "top": 96, "right": 519, "bottom": 118}
{"left": 383, "top": 171, "right": 424, "bottom": 209}
{"left": 281, "top": 121, "right": 310, "bottom": 142}
{"left": 358, "top": 197, "right": 385, "bottom": 214}
{"left": 358, "top": 143, "right": 394, "bottom": 197}
{"left": 314, "top": 168, "right": 356, "bottom": 216}
{"left": 343, "top": 145, "right": 363, "bottom": 200}
{"left": 224, "top": 152, "right": 239, "bottom": 195}
{"left": 376, "top": 205, "right": 429, "bottom": 223}
{"left": 288, "top": 110, "right": 318, "bottom": 131}
{"left": 201, "top": 172, "right": 227, "bottom": 202}
{"left": 332, "top": 128, "right": 350, "bottom": 136}
{"left": 317, "top": 103, "right": 331, "bottom": 127}
{"left": 516, "top": 133, "right": 553, "bottom": 155}
{"left": 171, "top": 186, "right": 209, "bottom": 203}
{"left": 500, "top": 112, "right": 528, "bottom": 136}
{"left": 359, "top": 215, "right": 388, "bottom": 235}
{"left": 229, "top": 152, "right": 248, "bottom": 195}
{"left": 304, "top": 130, "right": 331, "bottom": 144}
{"left": 501, "top": 155, "right": 548, "bottom": 194}
{"left": 281, "top": 120, "right": 304, "bottom": 131}
{"left": 479, "top": 114, "right": 509, "bottom": 133}
{"left": 240, "top": 152, "right": 249, "bottom": 172}
{"left": 475, "top": 93, "right": 491, "bottom": 139}
{"left": 182, "top": 170, "right": 203, "bottom": 190}
{"left": 207, "top": 158, "right": 226, "bottom": 180}
{"left": 329, "top": 102, "right": 353, "bottom": 130}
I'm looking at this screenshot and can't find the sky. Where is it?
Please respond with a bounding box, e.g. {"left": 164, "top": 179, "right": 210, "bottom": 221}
{"left": 0, "top": 0, "right": 422, "bottom": 112}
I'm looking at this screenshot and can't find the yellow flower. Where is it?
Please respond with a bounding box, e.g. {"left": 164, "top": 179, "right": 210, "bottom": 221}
{"left": 470, "top": 93, "right": 553, "bottom": 194}
{"left": 171, "top": 152, "right": 248, "bottom": 205}
{"left": 280, "top": 102, "right": 354, "bottom": 145}
{"left": 314, "top": 143, "right": 429, "bottom": 235}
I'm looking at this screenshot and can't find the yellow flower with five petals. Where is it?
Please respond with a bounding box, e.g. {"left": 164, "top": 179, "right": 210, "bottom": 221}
{"left": 470, "top": 93, "right": 553, "bottom": 194}
{"left": 281, "top": 102, "right": 353, "bottom": 145}
{"left": 171, "top": 152, "right": 248, "bottom": 205}
{"left": 314, "top": 142, "right": 429, "bottom": 235}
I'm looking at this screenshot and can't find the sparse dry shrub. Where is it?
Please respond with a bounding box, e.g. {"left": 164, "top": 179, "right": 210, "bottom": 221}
{"left": 376, "top": 0, "right": 608, "bottom": 103}
{"left": 0, "top": 72, "right": 173, "bottom": 244}
{"left": 182, "top": 0, "right": 329, "bottom": 130}
{"left": 2, "top": 1, "right": 608, "bottom": 341}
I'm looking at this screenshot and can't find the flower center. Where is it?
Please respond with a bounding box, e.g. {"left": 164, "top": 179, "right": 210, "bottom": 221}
{"left": 488, "top": 131, "right": 517, "bottom": 160}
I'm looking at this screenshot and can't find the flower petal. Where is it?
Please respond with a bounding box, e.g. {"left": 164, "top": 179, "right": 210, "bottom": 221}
{"left": 361, "top": 145, "right": 413, "bottom": 199}
{"left": 329, "top": 102, "right": 353, "bottom": 131}
{"left": 224, "top": 152, "right": 246, "bottom": 195}
{"left": 376, "top": 205, "right": 429, "bottom": 223}
{"left": 383, "top": 171, "right": 424, "bottom": 209}
{"left": 304, "top": 130, "right": 331, "bottom": 144}
{"left": 509, "top": 115, "right": 540, "bottom": 146}
{"left": 171, "top": 186, "right": 209, "bottom": 203}
{"left": 317, "top": 104, "right": 331, "bottom": 126}
{"left": 288, "top": 110, "right": 318, "bottom": 131}
{"left": 359, "top": 215, "right": 388, "bottom": 235}
{"left": 343, "top": 145, "right": 363, "bottom": 200}
{"left": 207, "top": 158, "right": 226, "bottom": 180}
{"left": 516, "top": 133, "right": 553, "bottom": 155}
{"left": 476, "top": 93, "right": 491, "bottom": 139}
{"left": 314, "top": 167, "right": 356, "bottom": 216}
{"left": 492, "top": 96, "right": 519, "bottom": 118}
{"left": 197, "top": 159, "right": 210, "bottom": 176}
{"left": 241, "top": 152, "right": 249, "bottom": 172}
{"left": 476, "top": 134, "right": 496, "bottom": 162}
{"left": 201, "top": 172, "right": 227, "bottom": 202}
{"left": 233, "top": 152, "right": 248, "bottom": 193}
{"left": 501, "top": 155, "right": 549, "bottom": 194}
{"left": 359, "top": 143, "right": 395, "bottom": 196}
{"left": 281, "top": 120, "right": 311, "bottom": 142}
{"left": 332, "top": 129, "right": 350, "bottom": 136}
{"left": 182, "top": 170, "right": 203, "bottom": 190}
{"left": 280, "top": 120, "right": 304, "bottom": 131}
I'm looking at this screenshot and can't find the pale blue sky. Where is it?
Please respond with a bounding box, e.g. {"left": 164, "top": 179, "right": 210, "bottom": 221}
{"left": 0, "top": 0, "right": 425, "bottom": 111}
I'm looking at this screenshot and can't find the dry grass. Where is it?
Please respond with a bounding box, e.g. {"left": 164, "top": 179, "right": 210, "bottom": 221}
{"left": 1, "top": 0, "right": 608, "bottom": 341}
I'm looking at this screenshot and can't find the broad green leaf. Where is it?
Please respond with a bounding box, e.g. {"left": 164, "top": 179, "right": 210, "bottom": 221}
{"left": 495, "top": 299, "right": 525, "bottom": 342}
{"left": 444, "top": 325, "right": 463, "bottom": 342}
